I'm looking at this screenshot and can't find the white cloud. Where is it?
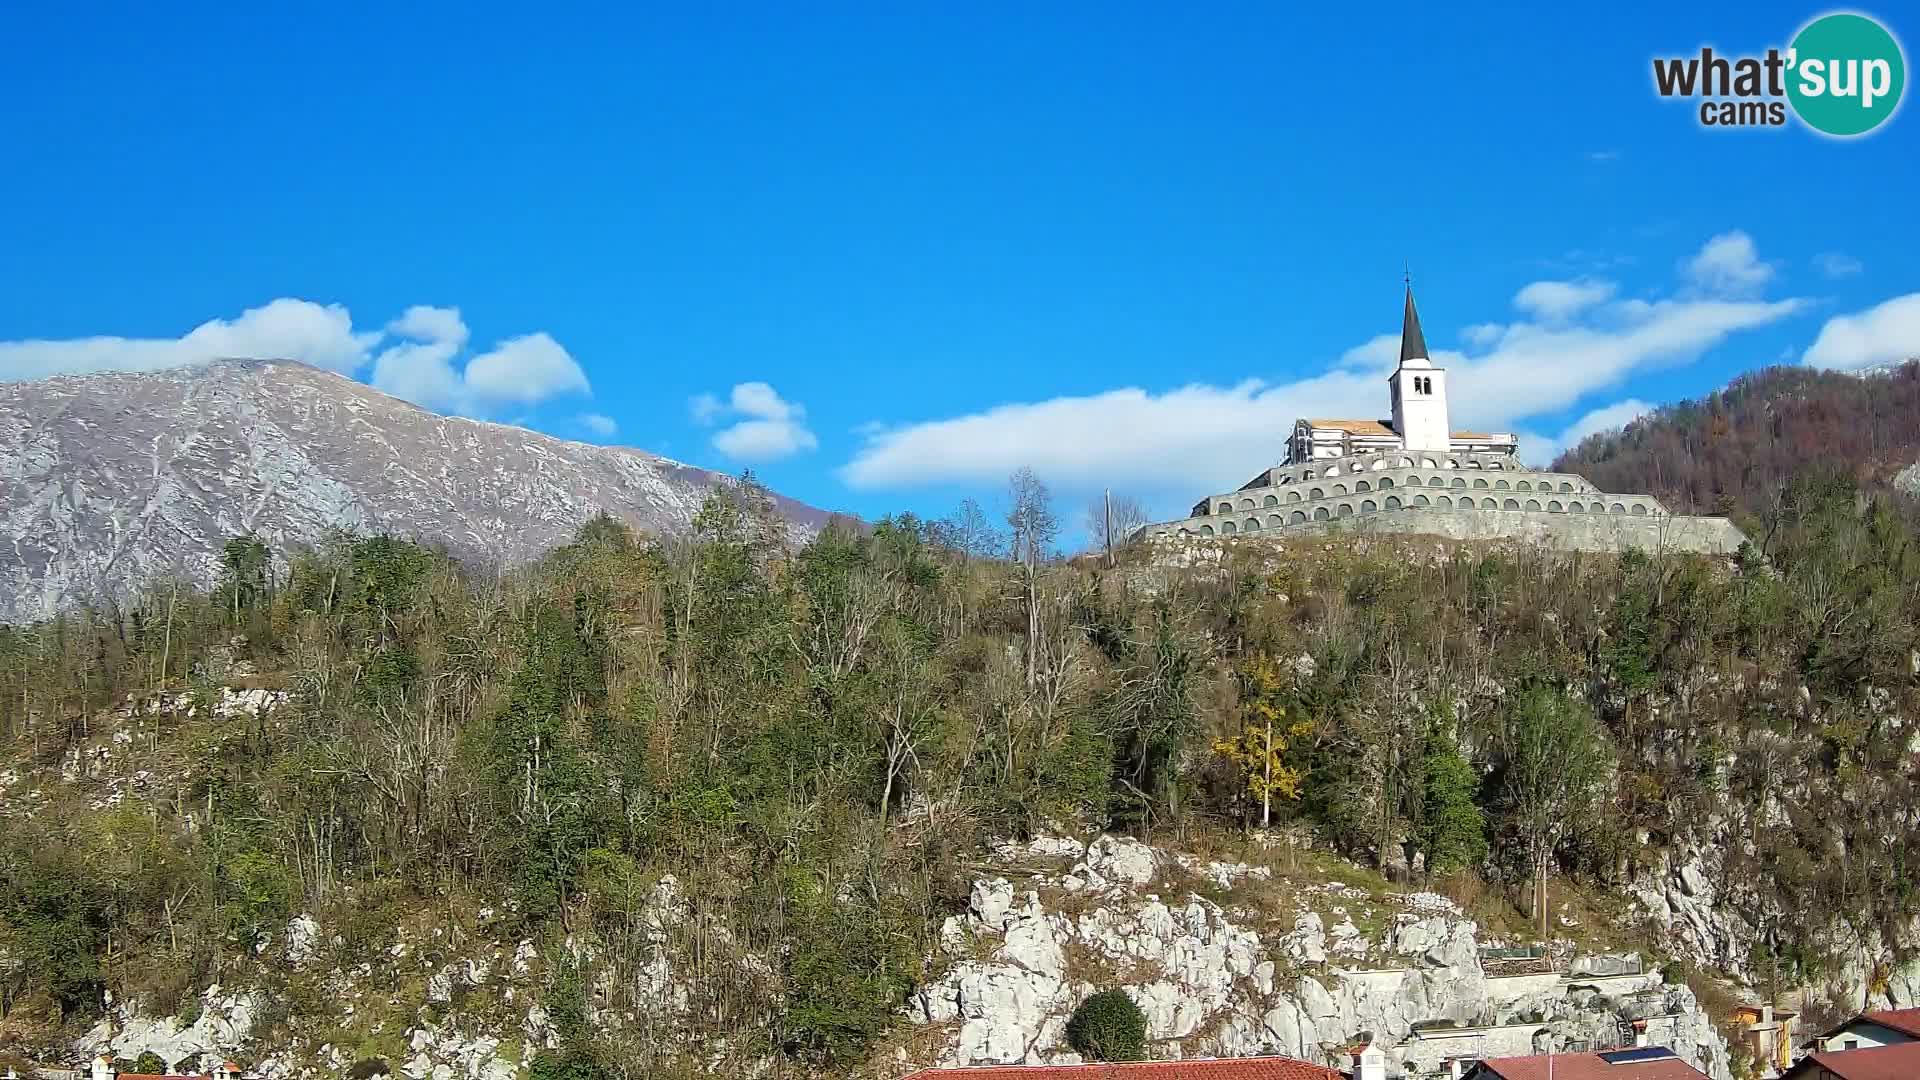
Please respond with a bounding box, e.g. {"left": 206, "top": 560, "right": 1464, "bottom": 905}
{"left": 463, "top": 334, "right": 588, "bottom": 407}
{"left": 367, "top": 309, "right": 589, "bottom": 415}
{"left": 578, "top": 412, "right": 619, "bottom": 437}
{"left": 388, "top": 304, "right": 470, "bottom": 346}
{"left": 694, "top": 382, "right": 819, "bottom": 461}
{"left": 2, "top": 298, "right": 593, "bottom": 419}
{"left": 690, "top": 392, "right": 724, "bottom": 425}
{"left": 1802, "top": 292, "right": 1920, "bottom": 370}
{"left": 842, "top": 243, "right": 1806, "bottom": 497}
{"left": 1534, "top": 398, "right": 1654, "bottom": 462}
{"left": 0, "top": 299, "right": 378, "bottom": 382}
{"left": 1813, "top": 251, "right": 1863, "bottom": 279}
{"left": 1513, "top": 279, "right": 1617, "bottom": 322}
{"left": 1684, "top": 230, "right": 1773, "bottom": 297}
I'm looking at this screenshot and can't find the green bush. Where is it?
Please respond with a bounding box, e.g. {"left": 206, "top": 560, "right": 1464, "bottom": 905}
{"left": 1066, "top": 989, "right": 1147, "bottom": 1062}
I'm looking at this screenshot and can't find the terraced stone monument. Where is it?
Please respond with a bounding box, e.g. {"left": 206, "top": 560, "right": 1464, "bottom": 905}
{"left": 1138, "top": 288, "right": 1747, "bottom": 555}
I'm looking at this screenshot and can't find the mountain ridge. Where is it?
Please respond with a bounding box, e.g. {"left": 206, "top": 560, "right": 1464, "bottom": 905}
{"left": 0, "top": 359, "right": 841, "bottom": 622}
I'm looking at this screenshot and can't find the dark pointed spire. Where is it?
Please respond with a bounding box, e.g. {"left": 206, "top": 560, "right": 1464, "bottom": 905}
{"left": 1399, "top": 283, "right": 1429, "bottom": 364}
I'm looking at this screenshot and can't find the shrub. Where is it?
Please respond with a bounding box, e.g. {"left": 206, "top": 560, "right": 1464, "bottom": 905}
{"left": 1065, "top": 989, "right": 1147, "bottom": 1062}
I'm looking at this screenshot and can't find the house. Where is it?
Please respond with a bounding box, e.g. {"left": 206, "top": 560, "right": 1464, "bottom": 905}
{"left": 898, "top": 1055, "right": 1344, "bottom": 1080}
{"left": 1779, "top": 1040, "right": 1920, "bottom": 1079}
{"left": 1462, "top": 1046, "right": 1709, "bottom": 1080}
{"left": 1808, "top": 1008, "right": 1920, "bottom": 1053}
{"left": 1728, "top": 1003, "right": 1797, "bottom": 1075}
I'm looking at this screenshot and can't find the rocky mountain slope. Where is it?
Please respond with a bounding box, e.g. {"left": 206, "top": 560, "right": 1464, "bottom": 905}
{"left": 17, "top": 684, "right": 1733, "bottom": 1079}
{"left": 0, "top": 360, "right": 839, "bottom": 622}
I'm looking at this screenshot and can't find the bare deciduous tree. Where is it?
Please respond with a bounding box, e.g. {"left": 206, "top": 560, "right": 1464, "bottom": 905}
{"left": 1006, "top": 468, "right": 1059, "bottom": 687}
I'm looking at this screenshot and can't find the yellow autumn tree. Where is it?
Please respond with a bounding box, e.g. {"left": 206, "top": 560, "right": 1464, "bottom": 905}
{"left": 1212, "top": 654, "right": 1308, "bottom": 827}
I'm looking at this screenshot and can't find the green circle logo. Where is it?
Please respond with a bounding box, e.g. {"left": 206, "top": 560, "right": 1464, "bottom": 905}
{"left": 1787, "top": 12, "right": 1906, "bottom": 136}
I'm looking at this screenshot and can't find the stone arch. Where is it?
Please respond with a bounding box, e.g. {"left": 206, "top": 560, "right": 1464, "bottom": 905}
{"left": 1495, "top": 479, "right": 1510, "bottom": 490}
{"left": 1334, "top": 483, "right": 1349, "bottom": 495}
{"left": 1239, "top": 498, "right": 1255, "bottom": 510}
{"left": 1371, "top": 457, "right": 1388, "bottom": 471}
{"left": 1437, "top": 495, "right": 1453, "bottom": 508}
{"left": 1336, "top": 503, "right": 1354, "bottom": 517}
{"left": 1310, "top": 488, "right": 1325, "bottom": 500}
{"left": 1178, "top": 528, "right": 1192, "bottom": 537}
{"left": 1288, "top": 510, "right": 1307, "bottom": 525}
{"left": 1473, "top": 478, "right": 1490, "bottom": 489}
{"left": 1361, "top": 499, "right": 1378, "bottom": 512}
{"left": 1384, "top": 495, "right": 1402, "bottom": 509}
{"left": 1324, "top": 464, "right": 1342, "bottom": 477}
{"left": 1568, "top": 501, "right": 1584, "bottom": 513}
{"left": 1222, "top": 520, "right": 1237, "bottom": 534}
{"left": 1355, "top": 479, "right": 1372, "bottom": 493}
{"left": 1217, "top": 502, "right": 1231, "bottom": 515}
{"left": 1398, "top": 456, "right": 1414, "bottom": 468}
{"left": 1267, "top": 514, "right": 1284, "bottom": 527}
{"left": 1610, "top": 502, "right": 1627, "bottom": 514}
{"left": 1405, "top": 475, "right": 1422, "bottom": 486}
{"left": 1525, "top": 499, "right": 1541, "bottom": 511}
{"left": 1450, "top": 477, "right": 1468, "bottom": 489}
{"left": 1312, "top": 506, "right": 1330, "bottom": 520}
{"left": 1559, "top": 482, "right": 1573, "bottom": 492}
{"left": 1244, "top": 517, "right": 1261, "bottom": 531}
{"left": 1287, "top": 490, "right": 1302, "bottom": 503}
{"left": 1379, "top": 476, "right": 1394, "bottom": 488}
{"left": 1421, "top": 457, "right": 1439, "bottom": 468}
{"left": 1516, "top": 480, "right": 1531, "bottom": 491}
{"left": 1199, "top": 524, "right": 1214, "bottom": 536}
{"left": 1548, "top": 500, "right": 1563, "bottom": 512}
{"left": 1482, "top": 497, "right": 1499, "bottom": 509}
{"left": 1413, "top": 494, "right": 1430, "bottom": 507}
{"left": 1630, "top": 503, "right": 1648, "bottom": 516}
{"left": 1446, "top": 458, "right": 1461, "bottom": 469}
{"left": 1468, "top": 460, "right": 1483, "bottom": 470}
{"left": 1489, "top": 460, "right": 1505, "bottom": 470}
{"left": 1263, "top": 493, "right": 1279, "bottom": 507}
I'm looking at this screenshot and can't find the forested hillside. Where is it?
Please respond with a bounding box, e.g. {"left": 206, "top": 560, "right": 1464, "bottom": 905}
{"left": 1553, "top": 360, "right": 1920, "bottom": 519}
{"left": 2, "top": 409, "right": 1919, "bottom": 1077}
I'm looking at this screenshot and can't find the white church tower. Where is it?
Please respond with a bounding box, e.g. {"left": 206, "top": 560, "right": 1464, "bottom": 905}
{"left": 1388, "top": 285, "right": 1452, "bottom": 454}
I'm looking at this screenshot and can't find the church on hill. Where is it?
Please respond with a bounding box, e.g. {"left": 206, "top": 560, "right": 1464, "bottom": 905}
{"left": 1286, "top": 287, "right": 1518, "bottom": 464}
{"left": 1135, "top": 286, "right": 1748, "bottom": 555}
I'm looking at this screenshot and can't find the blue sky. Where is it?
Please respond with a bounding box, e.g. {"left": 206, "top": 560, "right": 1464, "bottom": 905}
{"left": 2, "top": 2, "right": 1916, "bottom": 532}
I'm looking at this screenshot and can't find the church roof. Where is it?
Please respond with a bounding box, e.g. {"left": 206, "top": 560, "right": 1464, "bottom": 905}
{"left": 1401, "top": 285, "right": 1430, "bottom": 364}
{"left": 1305, "top": 418, "right": 1398, "bottom": 435}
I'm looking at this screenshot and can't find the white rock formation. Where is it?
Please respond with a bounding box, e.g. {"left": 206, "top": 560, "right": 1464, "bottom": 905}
{"left": 914, "top": 834, "right": 1733, "bottom": 1080}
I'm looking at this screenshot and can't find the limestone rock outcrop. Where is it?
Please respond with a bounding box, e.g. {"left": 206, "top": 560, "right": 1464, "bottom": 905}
{"left": 913, "top": 834, "right": 1733, "bottom": 1080}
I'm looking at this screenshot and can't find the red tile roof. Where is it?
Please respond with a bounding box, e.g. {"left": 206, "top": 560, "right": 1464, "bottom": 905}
{"left": 1471, "top": 1050, "right": 1708, "bottom": 1080}
{"left": 1786, "top": 1041, "right": 1920, "bottom": 1079}
{"left": 1305, "top": 419, "right": 1398, "bottom": 437}
{"left": 1859, "top": 1008, "right": 1920, "bottom": 1039}
{"left": 900, "top": 1057, "right": 1342, "bottom": 1080}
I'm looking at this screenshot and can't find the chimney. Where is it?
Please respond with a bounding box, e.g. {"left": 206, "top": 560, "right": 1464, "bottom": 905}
{"left": 1351, "top": 1039, "right": 1387, "bottom": 1080}
{"left": 91, "top": 1055, "right": 117, "bottom": 1080}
